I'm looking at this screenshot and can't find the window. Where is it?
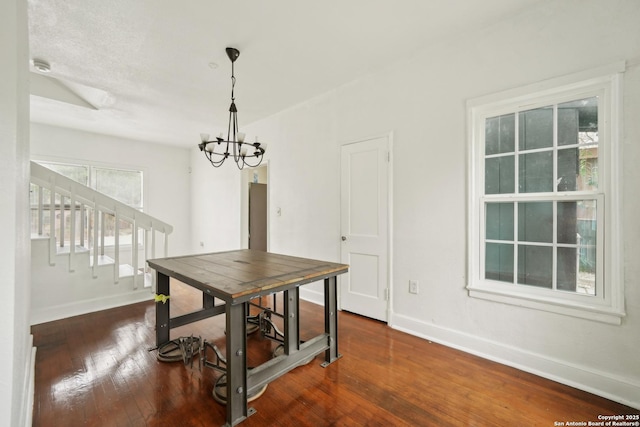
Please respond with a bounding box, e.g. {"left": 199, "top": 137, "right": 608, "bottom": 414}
{"left": 32, "top": 161, "right": 144, "bottom": 247}
{"left": 39, "top": 162, "right": 143, "bottom": 210}
{"left": 467, "top": 63, "right": 625, "bottom": 324}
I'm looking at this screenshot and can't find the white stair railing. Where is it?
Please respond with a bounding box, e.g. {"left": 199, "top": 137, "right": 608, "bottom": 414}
{"left": 30, "top": 161, "right": 173, "bottom": 288}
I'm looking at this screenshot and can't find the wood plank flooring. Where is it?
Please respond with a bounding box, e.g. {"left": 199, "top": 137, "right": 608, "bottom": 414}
{"left": 32, "top": 280, "right": 638, "bottom": 426}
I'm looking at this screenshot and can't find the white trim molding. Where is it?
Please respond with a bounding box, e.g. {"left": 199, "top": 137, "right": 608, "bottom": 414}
{"left": 19, "top": 335, "right": 36, "bottom": 427}
{"left": 30, "top": 288, "right": 153, "bottom": 325}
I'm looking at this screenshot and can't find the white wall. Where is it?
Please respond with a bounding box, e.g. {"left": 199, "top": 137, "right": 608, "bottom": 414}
{"left": 30, "top": 123, "right": 192, "bottom": 257}
{"left": 1, "top": 0, "right": 34, "bottom": 425}
{"left": 194, "top": 0, "right": 639, "bottom": 407}
{"left": 189, "top": 148, "right": 242, "bottom": 252}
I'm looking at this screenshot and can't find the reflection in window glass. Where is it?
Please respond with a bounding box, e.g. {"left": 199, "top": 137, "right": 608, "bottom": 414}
{"left": 518, "top": 202, "right": 552, "bottom": 243}
{"left": 519, "top": 151, "right": 553, "bottom": 193}
{"left": 559, "top": 97, "right": 599, "bottom": 191}
{"left": 559, "top": 97, "right": 598, "bottom": 146}
{"left": 519, "top": 106, "right": 553, "bottom": 150}
{"left": 485, "top": 156, "right": 515, "bottom": 194}
{"left": 486, "top": 242, "right": 514, "bottom": 283}
{"left": 485, "top": 113, "right": 515, "bottom": 155}
{"left": 518, "top": 245, "right": 552, "bottom": 288}
{"left": 486, "top": 203, "right": 514, "bottom": 241}
{"left": 557, "top": 148, "right": 579, "bottom": 191}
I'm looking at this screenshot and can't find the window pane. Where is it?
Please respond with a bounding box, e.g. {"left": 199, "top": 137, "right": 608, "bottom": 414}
{"left": 557, "top": 201, "right": 577, "bottom": 244}
{"left": 558, "top": 200, "right": 597, "bottom": 245}
{"left": 485, "top": 156, "right": 515, "bottom": 194}
{"left": 579, "top": 147, "right": 598, "bottom": 191}
{"left": 485, "top": 114, "right": 515, "bottom": 155}
{"left": 519, "top": 151, "right": 553, "bottom": 193}
{"left": 517, "top": 245, "right": 552, "bottom": 288}
{"left": 486, "top": 243, "right": 514, "bottom": 283}
{"left": 94, "top": 168, "right": 143, "bottom": 208}
{"left": 578, "top": 246, "right": 597, "bottom": 295}
{"left": 519, "top": 107, "right": 553, "bottom": 151}
{"left": 558, "top": 148, "right": 578, "bottom": 191}
{"left": 486, "top": 203, "right": 514, "bottom": 241}
{"left": 40, "top": 162, "right": 89, "bottom": 185}
{"left": 559, "top": 97, "right": 598, "bottom": 146}
{"left": 577, "top": 200, "right": 597, "bottom": 295}
{"left": 518, "top": 202, "right": 552, "bottom": 243}
{"left": 557, "top": 247, "right": 577, "bottom": 292}
{"left": 557, "top": 247, "right": 596, "bottom": 296}
{"left": 558, "top": 107, "right": 578, "bottom": 146}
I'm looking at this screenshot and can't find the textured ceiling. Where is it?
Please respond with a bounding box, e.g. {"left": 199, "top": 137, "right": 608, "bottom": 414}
{"left": 28, "top": 0, "right": 543, "bottom": 147}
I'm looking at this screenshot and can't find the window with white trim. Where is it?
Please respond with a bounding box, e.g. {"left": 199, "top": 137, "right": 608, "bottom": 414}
{"left": 32, "top": 161, "right": 144, "bottom": 247}
{"left": 36, "top": 162, "right": 144, "bottom": 210}
{"left": 467, "top": 64, "right": 625, "bottom": 324}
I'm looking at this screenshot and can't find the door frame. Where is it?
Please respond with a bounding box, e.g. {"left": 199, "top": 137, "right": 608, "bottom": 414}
{"left": 339, "top": 132, "right": 394, "bottom": 324}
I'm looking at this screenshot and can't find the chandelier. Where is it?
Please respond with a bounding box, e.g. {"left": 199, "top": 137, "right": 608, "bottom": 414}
{"left": 198, "top": 47, "right": 266, "bottom": 169}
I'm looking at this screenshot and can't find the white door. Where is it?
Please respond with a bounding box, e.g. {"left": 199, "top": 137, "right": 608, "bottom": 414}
{"left": 340, "top": 135, "right": 389, "bottom": 322}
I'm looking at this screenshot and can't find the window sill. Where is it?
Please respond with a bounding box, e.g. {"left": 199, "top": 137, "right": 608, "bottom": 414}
{"left": 467, "top": 284, "right": 625, "bottom": 325}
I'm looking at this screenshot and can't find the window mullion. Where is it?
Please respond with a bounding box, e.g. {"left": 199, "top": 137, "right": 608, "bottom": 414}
{"left": 552, "top": 201, "right": 558, "bottom": 291}
{"left": 513, "top": 112, "right": 520, "bottom": 284}
{"left": 552, "top": 104, "right": 558, "bottom": 291}
{"left": 513, "top": 201, "right": 519, "bottom": 285}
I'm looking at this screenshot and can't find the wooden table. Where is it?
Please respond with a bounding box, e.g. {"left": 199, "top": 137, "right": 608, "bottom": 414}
{"left": 147, "top": 249, "right": 349, "bottom": 426}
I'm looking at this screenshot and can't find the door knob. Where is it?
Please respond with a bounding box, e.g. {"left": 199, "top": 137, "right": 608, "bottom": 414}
{"left": 341, "top": 236, "right": 347, "bottom": 241}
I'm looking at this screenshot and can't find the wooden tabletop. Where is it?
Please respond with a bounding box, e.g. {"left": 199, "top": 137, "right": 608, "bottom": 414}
{"left": 147, "top": 249, "right": 349, "bottom": 303}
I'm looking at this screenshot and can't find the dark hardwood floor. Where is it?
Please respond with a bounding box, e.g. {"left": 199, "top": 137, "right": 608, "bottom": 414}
{"left": 32, "top": 280, "right": 638, "bottom": 426}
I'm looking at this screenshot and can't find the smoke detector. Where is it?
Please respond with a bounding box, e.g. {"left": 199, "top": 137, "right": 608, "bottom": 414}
{"left": 32, "top": 59, "right": 51, "bottom": 73}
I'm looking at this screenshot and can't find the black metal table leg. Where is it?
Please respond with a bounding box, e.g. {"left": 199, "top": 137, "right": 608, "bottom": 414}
{"left": 155, "top": 272, "right": 170, "bottom": 347}
{"left": 283, "top": 288, "right": 300, "bottom": 355}
{"left": 322, "top": 275, "right": 341, "bottom": 367}
{"left": 224, "top": 302, "right": 250, "bottom": 426}
{"left": 203, "top": 292, "right": 215, "bottom": 310}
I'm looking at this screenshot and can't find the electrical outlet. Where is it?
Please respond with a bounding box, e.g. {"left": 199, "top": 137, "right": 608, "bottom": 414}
{"left": 409, "top": 280, "right": 419, "bottom": 294}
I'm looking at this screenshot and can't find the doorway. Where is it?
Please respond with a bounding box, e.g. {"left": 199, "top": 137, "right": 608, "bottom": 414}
{"left": 340, "top": 135, "right": 391, "bottom": 322}
{"left": 241, "top": 164, "right": 268, "bottom": 250}
{"left": 249, "top": 182, "right": 267, "bottom": 250}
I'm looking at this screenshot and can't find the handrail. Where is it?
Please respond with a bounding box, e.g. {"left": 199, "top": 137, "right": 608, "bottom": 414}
{"left": 30, "top": 161, "right": 173, "bottom": 288}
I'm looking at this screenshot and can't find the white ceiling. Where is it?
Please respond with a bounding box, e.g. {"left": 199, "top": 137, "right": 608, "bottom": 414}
{"left": 28, "top": 0, "right": 543, "bottom": 148}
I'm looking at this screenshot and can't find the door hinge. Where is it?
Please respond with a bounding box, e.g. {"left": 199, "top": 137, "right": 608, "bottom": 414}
{"left": 387, "top": 151, "right": 391, "bottom": 162}
{"left": 384, "top": 288, "right": 389, "bottom": 300}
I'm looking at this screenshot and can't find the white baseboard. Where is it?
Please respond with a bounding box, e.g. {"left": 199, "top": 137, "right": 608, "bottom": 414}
{"left": 19, "top": 335, "right": 35, "bottom": 427}
{"left": 391, "top": 312, "right": 640, "bottom": 410}
{"left": 30, "top": 290, "right": 153, "bottom": 325}
{"left": 300, "top": 287, "right": 324, "bottom": 306}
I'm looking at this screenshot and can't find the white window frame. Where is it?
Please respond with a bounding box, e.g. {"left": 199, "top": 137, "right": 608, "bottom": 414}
{"left": 467, "top": 62, "right": 625, "bottom": 325}
{"left": 35, "top": 160, "right": 145, "bottom": 248}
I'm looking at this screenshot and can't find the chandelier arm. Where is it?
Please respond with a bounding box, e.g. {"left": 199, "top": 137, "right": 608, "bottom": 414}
{"left": 205, "top": 149, "right": 226, "bottom": 167}
{"left": 242, "top": 155, "right": 264, "bottom": 168}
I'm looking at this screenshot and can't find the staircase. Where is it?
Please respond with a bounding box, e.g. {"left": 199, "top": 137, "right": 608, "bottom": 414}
{"left": 30, "top": 161, "right": 173, "bottom": 324}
